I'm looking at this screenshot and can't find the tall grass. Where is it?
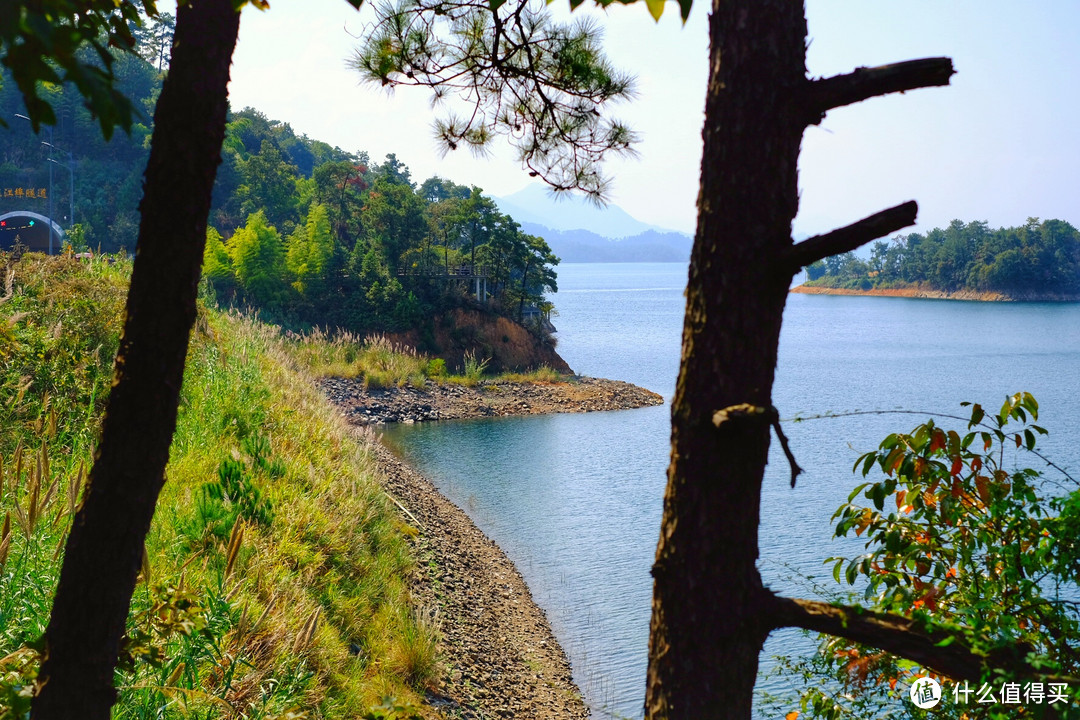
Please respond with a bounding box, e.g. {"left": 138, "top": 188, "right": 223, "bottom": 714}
{"left": 288, "top": 330, "right": 427, "bottom": 389}
{"left": 440, "top": 350, "right": 491, "bottom": 388}
{"left": 495, "top": 366, "right": 565, "bottom": 384}
{"left": 287, "top": 327, "right": 570, "bottom": 391}
{"left": 0, "top": 254, "right": 434, "bottom": 718}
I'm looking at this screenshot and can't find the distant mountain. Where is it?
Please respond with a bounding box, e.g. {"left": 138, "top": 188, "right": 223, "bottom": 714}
{"left": 520, "top": 223, "right": 692, "bottom": 264}
{"left": 493, "top": 184, "right": 692, "bottom": 262}
{"left": 494, "top": 183, "right": 672, "bottom": 239}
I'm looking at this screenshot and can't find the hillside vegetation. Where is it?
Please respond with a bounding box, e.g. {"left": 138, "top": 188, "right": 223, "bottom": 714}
{"left": 0, "top": 253, "right": 438, "bottom": 718}
{"left": 1, "top": 50, "right": 560, "bottom": 354}
{"left": 803, "top": 218, "right": 1080, "bottom": 297}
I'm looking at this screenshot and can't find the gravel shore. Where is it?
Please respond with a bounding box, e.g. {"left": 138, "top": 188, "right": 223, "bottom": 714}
{"left": 370, "top": 442, "right": 590, "bottom": 719}
{"left": 325, "top": 376, "right": 664, "bottom": 718}
{"left": 321, "top": 375, "right": 664, "bottom": 425}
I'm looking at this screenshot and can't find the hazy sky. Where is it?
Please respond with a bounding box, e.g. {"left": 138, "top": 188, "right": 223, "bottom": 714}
{"left": 219, "top": 1, "right": 1079, "bottom": 236}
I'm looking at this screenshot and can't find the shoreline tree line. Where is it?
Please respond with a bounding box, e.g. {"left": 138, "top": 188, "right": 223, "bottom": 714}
{"left": 804, "top": 218, "right": 1080, "bottom": 295}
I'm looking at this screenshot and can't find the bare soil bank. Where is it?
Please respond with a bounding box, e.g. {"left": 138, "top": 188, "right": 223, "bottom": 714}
{"left": 320, "top": 375, "right": 664, "bottom": 426}
{"left": 791, "top": 284, "right": 1080, "bottom": 302}
{"left": 388, "top": 307, "right": 571, "bottom": 374}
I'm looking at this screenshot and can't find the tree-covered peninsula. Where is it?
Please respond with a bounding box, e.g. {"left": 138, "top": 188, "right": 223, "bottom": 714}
{"left": 799, "top": 218, "right": 1080, "bottom": 299}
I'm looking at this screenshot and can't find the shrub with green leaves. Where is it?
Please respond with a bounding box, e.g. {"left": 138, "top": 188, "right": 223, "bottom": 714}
{"left": 191, "top": 456, "right": 274, "bottom": 543}
{"left": 773, "top": 393, "right": 1080, "bottom": 719}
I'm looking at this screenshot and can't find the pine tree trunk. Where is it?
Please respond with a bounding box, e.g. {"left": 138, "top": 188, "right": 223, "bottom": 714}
{"left": 645, "top": 1, "right": 807, "bottom": 717}
{"left": 32, "top": 2, "right": 241, "bottom": 717}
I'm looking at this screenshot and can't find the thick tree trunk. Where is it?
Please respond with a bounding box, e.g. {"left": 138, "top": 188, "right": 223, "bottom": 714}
{"left": 645, "top": 1, "right": 957, "bottom": 714}
{"left": 645, "top": 1, "right": 807, "bottom": 718}
{"left": 32, "top": 2, "right": 241, "bottom": 717}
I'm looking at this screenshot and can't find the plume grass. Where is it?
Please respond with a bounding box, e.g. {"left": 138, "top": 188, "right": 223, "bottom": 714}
{"left": 0, "top": 253, "right": 436, "bottom": 717}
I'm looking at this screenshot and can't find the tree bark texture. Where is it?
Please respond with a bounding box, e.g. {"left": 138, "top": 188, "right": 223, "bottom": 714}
{"left": 645, "top": 1, "right": 808, "bottom": 717}
{"left": 804, "top": 58, "right": 955, "bottom": 125}
{"left": 32, "top": 2, "right": 241, "bottom": 717}
{"left": 645, "top": 3, "right": 956, "bottom": 717}
{"left": 771, "top": 596, "right": 992, "bottom": 683}
{"left": 785, "top": 201, "right": 918, "bottom": 271}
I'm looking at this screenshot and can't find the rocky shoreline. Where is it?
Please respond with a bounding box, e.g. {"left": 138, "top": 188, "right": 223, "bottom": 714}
{"left": 320, "top": 375, "right": 664, "bottom": 426}
{"left": 323, "top": 375, "right": 664, "bottom": 718}
{"left": 368, "top": 441, "right": 590, "bottom": 719}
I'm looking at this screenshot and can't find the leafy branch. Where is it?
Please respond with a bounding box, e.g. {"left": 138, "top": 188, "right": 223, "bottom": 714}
{"left": 772, "top": 393, "right": 1080, "bottom": 718}
{"left": 351, "top": 0, "right": 637, "bottom": 199}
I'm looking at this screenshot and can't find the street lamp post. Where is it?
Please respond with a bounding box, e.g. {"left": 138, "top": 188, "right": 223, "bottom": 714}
{"left": 44, "top": 143, "right": 75, "bottom": 240}
{"left": 46, "top": 130, "right": 53, "bottom": 254}
{"left": 13, "top": 113, "right": 62, "bottom": 253}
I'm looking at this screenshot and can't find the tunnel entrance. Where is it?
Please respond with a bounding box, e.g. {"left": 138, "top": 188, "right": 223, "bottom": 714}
{"left": 0, "top": 211, "right": 64, "bottom": 254}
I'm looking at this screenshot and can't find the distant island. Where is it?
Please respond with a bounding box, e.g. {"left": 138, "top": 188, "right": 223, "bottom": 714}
{"left": 794, "top": 218, "right": 1080, "bottom": 301}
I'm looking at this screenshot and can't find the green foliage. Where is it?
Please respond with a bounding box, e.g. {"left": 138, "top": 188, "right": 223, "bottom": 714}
{"left": 288, "top": 331, "right": 435, "bottom": 389}
{"left": 509, "top": 233, "right": 559, "bottom": 323}
{"left": 459, "top": 350, "right": 490, "bottom": 386}
{"left": 425, "top": 358, "right": 447, "bottom": 378}
{"left": 286, "top": 203, "right": 335, "bottom": 297}
{"left": 132, "top": 12, "right": 175, "bottom": 72}
{"left": 229, "top": 211, "right": 289, "bottom": 306}
{"left": 0, "top": 0, "right": 155, "bottom": 136}
{"left": 0, "top": 55, "right": 157, "bottom": 252}
{"left": 205, "top": 455, "right": 274, "bottom": 527}
{"left": 62, "top": 223, "right": 89, "bottom": 253}
{"left": 352, "top": 0, "right": 637, "bottom": 198}
{"left": 392, "top": 291, "right": 423, "bottom": 329}
{"left": 357, "top": 336, "right": 428, "bottom": 389}
{"left": 310, "top": 158, "right": 369, "bottom": 246}
{"left": 361, "top": 177, "right": 427, "bottom": 270}
{"left": 0, "top": 254, "right": 125, "bottom": 451}
{"left": 237, "top": 139, "right": 304, "bottom": 233}
{"left": 203, "top": 226, "right": 235, "bottom": 286}
{"left": 0, "top": 256, "right": 440, "bottom": 716}
{"left": 2, "top": 39, "right": 559, "bottom": 334}
{"left": 184, "top": 439, "right": 278, "bottom": 551}
{"left": 777, "top": 394, "right": 1080, "bottom": 719}
{"left": 804, "top": 218, "right": 1080, "bottom": 296}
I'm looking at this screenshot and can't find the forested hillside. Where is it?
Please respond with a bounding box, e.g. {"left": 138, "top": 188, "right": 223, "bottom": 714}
{"left": 0, "top": 49, "right": 156, "bottom": 249}
{"left": 0, "top": 41, "right": 559, "bottom": 339}
{"left": 803, "top": 218, "right": 1080, "bottom": 296}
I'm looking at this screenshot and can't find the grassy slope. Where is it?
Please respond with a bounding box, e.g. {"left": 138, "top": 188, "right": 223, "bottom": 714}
{"left": 0, "top": 254, "right": 435, "bottom": 718}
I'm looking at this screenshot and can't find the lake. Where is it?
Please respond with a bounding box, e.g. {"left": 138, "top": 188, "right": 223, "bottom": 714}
{"left": 382, "top": 262, "right": 1080, "bottom": 719}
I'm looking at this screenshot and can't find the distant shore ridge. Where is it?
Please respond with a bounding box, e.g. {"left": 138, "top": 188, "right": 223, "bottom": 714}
{"left": 791, "top": 284, "right": 1080, "bottom": 303}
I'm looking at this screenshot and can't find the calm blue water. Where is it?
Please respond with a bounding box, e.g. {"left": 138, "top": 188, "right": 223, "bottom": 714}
{"left": 382, "top": 263, "right": 1080, "bottom": 719}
